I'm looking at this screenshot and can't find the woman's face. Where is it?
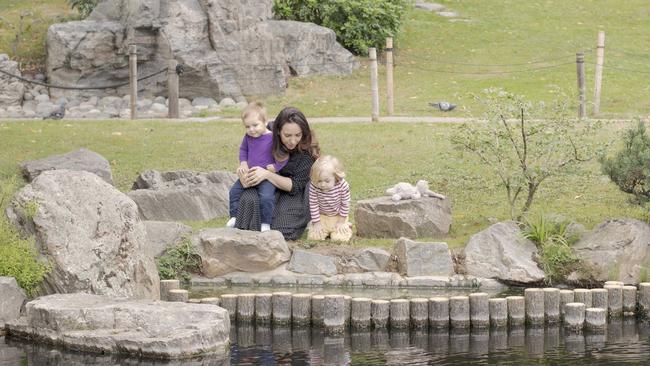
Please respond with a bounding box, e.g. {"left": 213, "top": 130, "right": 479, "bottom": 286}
{"left": 280, "top": 122, "right": 303, "bottom": 151}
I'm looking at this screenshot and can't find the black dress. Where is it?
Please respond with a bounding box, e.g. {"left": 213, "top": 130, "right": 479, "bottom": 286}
{"left": 235, "top": 151, "right": 314, "bottom": 240}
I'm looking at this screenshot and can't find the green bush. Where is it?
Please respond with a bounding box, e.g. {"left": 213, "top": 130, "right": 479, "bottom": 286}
{"left": 522, "top": 214, "right": 580, "bottom": 284}
{"left": 0, "top": 177, "right": 50, "bottom": 296}
{"left": 601, "top": 119, "right": 650, "bottom": 204}
{"left": 67, "top": 0, "right": 99, "bottom": 18}
{"left": 156, "top": 238, "right": 201, "bottom": 284}
{"left": 273, "top": 0, "right": 408, "bottom": 55}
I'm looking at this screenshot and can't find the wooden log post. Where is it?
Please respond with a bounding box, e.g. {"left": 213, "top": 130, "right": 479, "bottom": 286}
{"left": 255, "top": 293, "right": 273, "bottom": 324}
{"left": 585, "top": 308, "right": 607, "bottom": 332}
{"left": 564, "top": 302, "right": 585, "bottom": 332}
{"left": 544, "top": 288, "right": 560, "bottom": 324}
{"left": 272, "top": 292, "right": 292, "bottom": 325}
{"left": 469, "top": 293, "right": 489, "bottom": 329}
{"left": 351, "top": 298, "right": 372, "bottom": 330}
{"left": 386, "top": 37, "right": 395, "bottom": 116}
{"left": 220, "top": 294, "right": 238, "bottom": 322}
{"left": 200, "top": 297, "right": 220, "bottom": 305}
{"left": 129, "top": 45, "right": 138, "bottom": 120}
{"left": 167, "top": 59, "right": 180, "bottom": 119}
{"left": 574, "top": 289, "right": 593, "bottom": 308}
{"left": 389, "top": 299, "right": 410, "bottom": 329}
{"left": 639, "top": 283, "right": 650, "bottom": 320}
{"left": 488, "top": 298, "right": 508, "bottom": 328}
{"left": 559, "top": 290, "right": 575, "bottom": 320}
{"left": 237, "top": 294, "right": 256, "bottom": 323}
{"left": 591, "top": 288, "right": 608, "bottom": 311}
{"left": 311, "top": 295, "right": 325, "bottom": 326}
{"left": 449, "top": 296, "right": 470, "bottom": 329}
{"left": 604, "top": 285, "right": 623, "bottom": 318}
{"left": 576, "top": 52, "right": 586, "bottom": 119}
{"left": 429, "top": 297, "right": 450, "bottom": 329}
{"left": 160, "top": 279, "right": 180, "bottom": 301}
{"left": 593, "top": 31, "right": 605, "bottom": 115}
{"left": 324, "top": 295, "right": 346, "bottom": 335}
{"left": 622, "top": 286, "right": 637, "bottom": 316}
{"left": 524, "top": 288, "right": 545, "bottom": 326}
{"left": 292, "top": 294, "right": 312, "bottom": 326}
{"left": 167, "top": 289, "right": 188, "bottom": 303}
{"left": 369, "top": 47, "right": 380, "bottom": 122}
{"left": 371, "top": 299, "right": 390, "bottom": 329}
{"left": 506, "top": 296, "right": 525, "bottom": 327}
{"left": 410, "top": 298, "right": 429, "bottom": 330}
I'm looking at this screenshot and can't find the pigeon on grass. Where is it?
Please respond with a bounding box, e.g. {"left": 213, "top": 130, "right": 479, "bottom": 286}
{"left": 429, "top": 101, "right": 456, "bottom": 112}
{"left": 43, "top": 103, "right": 66, "bottom": 120}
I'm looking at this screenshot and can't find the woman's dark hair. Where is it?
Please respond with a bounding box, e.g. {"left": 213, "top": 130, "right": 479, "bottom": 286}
{"left": 272, "top": 107, "right": 320, "bottom": 161}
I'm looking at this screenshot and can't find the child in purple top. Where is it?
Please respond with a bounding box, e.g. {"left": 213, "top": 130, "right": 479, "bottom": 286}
{"left": 227, "top": 102, "right": 287, "bottom": 231}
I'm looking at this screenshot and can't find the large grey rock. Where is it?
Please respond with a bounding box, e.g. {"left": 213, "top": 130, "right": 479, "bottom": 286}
{"left": 128, "top": 170, "right": 236, "bottom": 221}
{"left": 355, "top": 196, "right": 452, "bottom": 238}
{"left": 20, "top": 148, "right": 113, "bottom": 185}
{"left": 143, "top": 220, "right": 193, "bottom": 257}
{"left": 572, "top": 219, "right": 650, "bottom": 283}
{"left": 464, "top": 222, "right": 545, "bottom": 284}
{"left": 0, "top": 277, "right": 26, "bottom": 333}
{"left": 0, "top": 54, "right": 25, "bottom": 107}
{"left": 353, "top": 248, "right": 391, "bottom": 272}
{"left": 196, "top": 228, "right": 291, "bottom": 277}
{"left": 46, "top": 0, "right": 357, "bottom": 101}
{"left": 288, "top": 250, "right": 338, "bottom": 276}
{"left": 394, "top": 238, "right": 454, "bottom": 276}
{"left": 6, "top": 170, "right": 160, "bottom": 299}
{"left": 6, "top": 293, "right": 230, "bottom": 359}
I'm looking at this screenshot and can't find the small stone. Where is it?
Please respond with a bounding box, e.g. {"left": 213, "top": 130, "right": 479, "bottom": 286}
{"left": 34, "top": 94, "right": 50, "bottom": 103}
{"left": 219, "top": 98, "right": 236, "bottom": 108}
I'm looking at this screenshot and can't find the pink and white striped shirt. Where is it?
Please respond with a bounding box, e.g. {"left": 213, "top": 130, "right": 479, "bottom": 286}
{"left": 309, "top": 179, "right": 350, "bottom": 222}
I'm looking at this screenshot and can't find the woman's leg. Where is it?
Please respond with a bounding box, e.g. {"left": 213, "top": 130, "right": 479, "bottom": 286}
{"left": 257, "top": 181, "right": 276, "bottom": 225}
{"left": 229, "top": 179, "right": 245, "bottom": 218}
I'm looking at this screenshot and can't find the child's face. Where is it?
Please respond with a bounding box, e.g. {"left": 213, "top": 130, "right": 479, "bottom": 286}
{"left": 243, "top": 115, "right": 267, "bottom": 138}
{"left": 315, "top": 171, "right": 336, "bottom": 191}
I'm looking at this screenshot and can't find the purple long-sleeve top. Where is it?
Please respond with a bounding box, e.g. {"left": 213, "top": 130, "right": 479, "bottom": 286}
{"left": 239, "top": 133, "right": 287, "bottom": 172}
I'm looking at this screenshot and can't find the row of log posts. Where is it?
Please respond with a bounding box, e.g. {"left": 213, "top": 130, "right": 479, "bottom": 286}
{"left": 127, "top": 45, "right": 181, "bottom": 120}
{"left": 161, "top": 282, "right": 650, "bottom": 331}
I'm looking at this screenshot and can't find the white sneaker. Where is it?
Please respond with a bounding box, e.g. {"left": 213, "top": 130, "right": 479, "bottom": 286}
{"left": 226, "top": 217, "right": 236, "bottom": 228}
{"left": 261, "top": 223, "right": 271, "bottom": 232}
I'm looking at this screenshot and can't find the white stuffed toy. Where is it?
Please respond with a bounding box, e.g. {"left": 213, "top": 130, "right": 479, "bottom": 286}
{"left": 386, "top": 180, "right": 446, "bottom": 201}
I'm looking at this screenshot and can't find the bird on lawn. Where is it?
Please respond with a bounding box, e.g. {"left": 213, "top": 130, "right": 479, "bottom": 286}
{"left": 429, "top": 101, "right": 456, "bottom": 112}
{"left": 43, "top": 102, "right": 66, "bottom": 120}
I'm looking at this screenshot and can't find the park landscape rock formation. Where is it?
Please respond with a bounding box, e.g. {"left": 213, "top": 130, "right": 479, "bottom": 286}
{"left": 46, "top": 0, "right": 358, "bottom": 101}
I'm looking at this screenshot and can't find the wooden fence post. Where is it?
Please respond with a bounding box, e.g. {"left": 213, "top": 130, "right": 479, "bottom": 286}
{"left": 369, "top": 47, "right": 379, "bottom": 122}
{"left": 386, "top": 37, "right": 395, "bottom": 116}
{"left": 593, "top": 31, "right": 605, "bottom": 115}
{"left": 129, "top": 45, "right": 138, "bottom": 120}
{"left": 576, "top": 52, "right": 586, "bottom": 119}
{"left": 168, "top": 59, "right": 179, "bottom": 119}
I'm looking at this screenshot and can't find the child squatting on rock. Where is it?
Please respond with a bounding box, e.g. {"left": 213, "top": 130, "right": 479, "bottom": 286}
{"left": 307, "top": 155, "right": 352, "bottom": 242}
{"left": 227, "top": 102, "right": 287, "bottom": 232}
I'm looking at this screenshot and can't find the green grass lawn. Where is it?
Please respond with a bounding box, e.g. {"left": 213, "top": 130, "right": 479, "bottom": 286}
{"left": 0, "top": 119, "right": 644, "bottom": 250}
{"left": 3, "top": 1, "right": 650, "bottom": 116}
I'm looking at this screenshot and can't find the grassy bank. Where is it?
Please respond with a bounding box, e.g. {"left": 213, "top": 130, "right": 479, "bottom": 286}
{"left": 0, "top": 119, "right": 644, "bottom": 249}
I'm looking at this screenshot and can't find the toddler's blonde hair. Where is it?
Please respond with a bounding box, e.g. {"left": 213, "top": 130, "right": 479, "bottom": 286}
{"left": 241, "top": 101, "right": 267, "bottom": 124}
{"left": 310, "top": 155, "right": 345, "bottom": 183}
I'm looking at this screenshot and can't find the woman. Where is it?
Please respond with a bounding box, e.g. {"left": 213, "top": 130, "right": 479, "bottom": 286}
{"left": 235, "top": 107, "right": 320, "bottom": 240}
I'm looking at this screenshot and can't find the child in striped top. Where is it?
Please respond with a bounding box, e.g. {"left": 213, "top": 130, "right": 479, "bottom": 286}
{"left": 307, "top": 155, "right": 352, "bottom": 242}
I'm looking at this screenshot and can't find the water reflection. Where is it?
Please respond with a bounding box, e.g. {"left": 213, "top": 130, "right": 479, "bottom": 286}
{"left": 3, "top": 321, "right": 650, "bottom": 365}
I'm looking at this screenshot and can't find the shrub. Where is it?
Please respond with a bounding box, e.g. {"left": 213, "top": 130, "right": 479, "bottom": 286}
{"left": 452, "top": 88, "right": 599, "bottom": 220}
{"left": 522, "top": 214, "right": 580, "bottom": 284}
{"left": 0, "top": 177, "right": 50, "bottom": 296}
{"left": 273, "top": 0, "right": 408, "bottom": 55}
{"left": 600, "top": 119, "right": 650, "bottom": 204}
{"left": 67, "top": 0, "right": 99, "bottom": 18}
{"left": 156, "top": 238, "right": 201, "bottom": 284}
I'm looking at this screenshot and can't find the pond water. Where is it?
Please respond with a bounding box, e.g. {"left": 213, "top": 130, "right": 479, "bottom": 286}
{"left": 3, "top": 320, "right": 650, "bottom": 365}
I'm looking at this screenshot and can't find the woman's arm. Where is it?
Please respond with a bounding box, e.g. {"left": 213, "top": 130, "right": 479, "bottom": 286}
{"left": 244, "top": 167, "right": 293, "bottom": 191}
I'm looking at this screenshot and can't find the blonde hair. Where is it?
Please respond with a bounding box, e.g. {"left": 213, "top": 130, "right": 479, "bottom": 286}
{"left": 310, "top": 155, "right": 345, "bottom": 183}
{"left": 241, "top": 101, "right": 267, "bottom": 124}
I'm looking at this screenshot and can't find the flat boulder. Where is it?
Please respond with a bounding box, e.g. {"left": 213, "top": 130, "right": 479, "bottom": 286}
{"left": 394, "top": 238, "right": 454, "bottom": 276}
{"left": 128, "top": 170, "right": 236, "bottom": 221}
{"left": 464, "top": 221, "right": 545, "bottom": 284}
{"left": 6, "top": 170, "right": 160, "bottom": 299}
{"left": 20, "top": 148, "right": 113, "bottom": 185}
{"left": 355, "top": 196, "right": 452, "bottom": 239}
{"left": 288, "top": 250, "right": 338, "bottom": 276}
{"left": 6, "top": 293, "right": 230, "bottom": 359}
{"left": 353, "top": 248, "right": 392, "bottom": 272}
{"left": 572, "top": 219, "right": 650, "bottom": 283}
{"left": 196, "top": 228, "right": 291, "bottom": 277}
{"left": 144, "top": 220, "right": 193, "bottom": 258}
{"left": 0, "top": 277, "right": 26, "bottom": 335}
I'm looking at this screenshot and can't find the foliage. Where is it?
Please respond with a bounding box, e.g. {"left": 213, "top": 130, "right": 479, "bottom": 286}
{"left": 522, "top": 214, "right": 580, "bottom": 284}
{"left": 67, "top": 0, "right": 98, "bottom": 18}
{"left": 273, "top": 0, "right": 407, "bottom": 55}
{"left": 156, "top": 238, "right": 201, "bottom": 284}
{"left": 452, "top": 88, "right": 598, "bottom": 220}
{"left": 600, "top": 119, "right": 650, "bottom": 205}
{"left": 0, "top": 177, "right": 50, "bottom": 296}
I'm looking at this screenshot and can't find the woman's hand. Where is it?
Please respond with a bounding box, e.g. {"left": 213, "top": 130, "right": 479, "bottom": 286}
{"left": 245, "top": 166, "right": 270, "bottom": 187}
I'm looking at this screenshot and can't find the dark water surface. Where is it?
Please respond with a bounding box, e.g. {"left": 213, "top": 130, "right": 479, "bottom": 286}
{"left": 3, "top": 320, "right": 650, "bottom": 365}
